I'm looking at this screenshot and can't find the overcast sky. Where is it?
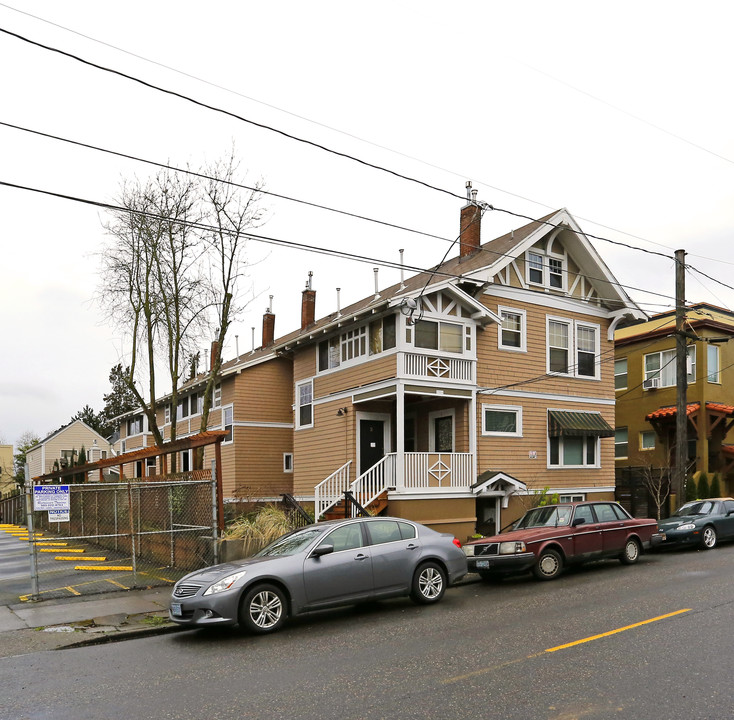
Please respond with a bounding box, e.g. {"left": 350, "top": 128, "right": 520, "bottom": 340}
{"left": 1, "top": 1, "right": 733, "bottom": 447}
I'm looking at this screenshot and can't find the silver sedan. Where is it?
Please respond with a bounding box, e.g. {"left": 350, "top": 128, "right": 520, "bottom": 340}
{"left": 169, "top": 516, "right": 468, "bottom": 633}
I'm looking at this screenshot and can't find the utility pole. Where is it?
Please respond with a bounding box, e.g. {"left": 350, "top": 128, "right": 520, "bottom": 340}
{"left": 674, "top": 249, "right": 687, "bottom": 503}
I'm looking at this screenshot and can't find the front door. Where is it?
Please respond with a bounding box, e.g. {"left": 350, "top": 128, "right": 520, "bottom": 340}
{"left": 360, "top": 419, "right": 385, "bottom": 474}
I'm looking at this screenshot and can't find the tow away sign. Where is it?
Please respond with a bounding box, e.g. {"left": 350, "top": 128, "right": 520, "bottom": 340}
{"left": 33, "top": 485, "right": 71, "bottom": 511}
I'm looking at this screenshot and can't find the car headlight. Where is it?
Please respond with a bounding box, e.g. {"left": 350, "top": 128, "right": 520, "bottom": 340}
{"left": 203, "top": 570, "right": 247, "bottom": 595}
{"left": 499, "top": 541, "right": 526, "bottom": 555}
{"left": 464, "top": 545, "right": 475, "bottom": 556}
{"left": 676, "top": 523, "right": 696, "bottom": 532}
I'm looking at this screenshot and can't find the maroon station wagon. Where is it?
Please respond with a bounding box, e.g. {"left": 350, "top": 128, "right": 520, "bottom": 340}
{"left": 464, "top": 501, "right": 662, "bottom": 581}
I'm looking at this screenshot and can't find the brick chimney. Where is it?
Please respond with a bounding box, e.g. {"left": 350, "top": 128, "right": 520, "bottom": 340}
{"left": 210, "top": 340, "right": 219, "bottom": 370}
{"left": 301, "top": 272, "right": 316, "bottom": 329}
{"left": 459, "top": 181, "right": 481, "bottom": 258}
{"left": 262, "top": 302, "right": 275, "bottom": 347}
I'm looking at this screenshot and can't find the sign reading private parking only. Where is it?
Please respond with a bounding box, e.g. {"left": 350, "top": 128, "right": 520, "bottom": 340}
{"left": 33, "top": 485, "right": 71, "bottom": 511}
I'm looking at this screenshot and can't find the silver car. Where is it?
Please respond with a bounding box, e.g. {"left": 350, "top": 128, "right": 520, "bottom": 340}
{"left": 169, "top": 517, "right": 468, "bottom": 633}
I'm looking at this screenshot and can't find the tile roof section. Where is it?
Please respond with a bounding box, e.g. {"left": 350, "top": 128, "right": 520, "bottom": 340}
{"left": 645, "top": 402, "right": 734, "bottom": 421}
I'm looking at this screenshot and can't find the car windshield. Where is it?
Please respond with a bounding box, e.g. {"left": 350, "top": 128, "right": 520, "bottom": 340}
{"left": 515, "top": 506, "right": 572, "bottom": 529}
{"left": 674, "top": 501, "right": 714, "bottom": 517}
{"left": 254, "top": 527, "right": 325, "bottom": 557}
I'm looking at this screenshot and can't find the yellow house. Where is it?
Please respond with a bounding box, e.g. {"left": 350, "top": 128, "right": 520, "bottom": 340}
{"left": 615, "top": 303, "right": 734, "bottom": 498}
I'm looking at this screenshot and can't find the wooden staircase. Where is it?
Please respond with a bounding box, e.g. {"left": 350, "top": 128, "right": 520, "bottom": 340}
{"left": 322, "top": 491, "right": 389, "bottom": 521}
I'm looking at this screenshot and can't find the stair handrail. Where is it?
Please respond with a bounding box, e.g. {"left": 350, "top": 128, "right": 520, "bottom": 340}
{"left": 315, "top": 461, "right": 352, "bottom": 520}
{"left": 280, "top": 493, "right": 314, "bottom": 527}
{"left": 343, "top": 491, "right": 371, "bottom": 519}
{"left": 349, "top": 453, "right": 396, "bottom": 515}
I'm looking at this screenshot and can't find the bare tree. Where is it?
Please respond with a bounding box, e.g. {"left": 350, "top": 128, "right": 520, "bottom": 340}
{"left": 197, "top": 151, "right": 265, "bottom": 462}
{"left": 99, "top": 169, "right": 208, "bottom": 449}
{"left": 638, "top": 461, "right": 670, "bottom": 521}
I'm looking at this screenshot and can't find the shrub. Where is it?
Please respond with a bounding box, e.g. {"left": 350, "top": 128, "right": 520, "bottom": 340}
{"left": 224, "top": 504, "right": 296, "bottom": 555}
{"left": 685, "top": 475, "right": 698, "bottom": 502}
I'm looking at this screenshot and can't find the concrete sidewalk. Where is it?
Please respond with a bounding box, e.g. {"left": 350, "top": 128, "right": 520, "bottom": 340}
{"left": 0, "top": 586, "right": 181, "bottom": 657}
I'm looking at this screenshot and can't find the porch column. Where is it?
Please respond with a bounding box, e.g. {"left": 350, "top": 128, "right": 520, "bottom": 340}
{"left": 469, "top": 388, "right": 477, "bottom": 482}
{"left": 396, "top": 382, "right": 405, "bottom": 491}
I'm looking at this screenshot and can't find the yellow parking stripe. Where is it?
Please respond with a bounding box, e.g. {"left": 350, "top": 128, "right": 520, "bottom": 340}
{"left": 40, "top": 548, "right": 84, "bottom": 553}
{"left": 105, "top": 578, "right": 129, "bottom": 589}
{"left": 65, "top": 586, "right": 81, "bottom": 596}
{"left": 34, "top": 542, "right": 68, "bottom": 547}
{"left": 74, "top": 565, "right": 133, "bottom": 571}
{"left": 545, "top": 609, "right": 692, "bottom": 653}
{"left": 55, "top": 556, "right": 107, "bottom": 561}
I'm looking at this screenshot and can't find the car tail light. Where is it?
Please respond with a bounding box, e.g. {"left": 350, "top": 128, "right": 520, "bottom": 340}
{"left": 453, "top": 537, "right": 462, "bottom": 549}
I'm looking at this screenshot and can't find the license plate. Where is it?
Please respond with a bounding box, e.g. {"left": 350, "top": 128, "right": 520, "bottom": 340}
{"left": 475, "top": 559, "right": 490, "bottom": 569}
{"left": 171, "top": 602, "right": 182, "bottom": 616}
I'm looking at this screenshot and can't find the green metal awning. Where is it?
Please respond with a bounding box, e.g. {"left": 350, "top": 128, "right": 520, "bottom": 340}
{"left": 548, "top": 410, "right": 614, "bottom": 438}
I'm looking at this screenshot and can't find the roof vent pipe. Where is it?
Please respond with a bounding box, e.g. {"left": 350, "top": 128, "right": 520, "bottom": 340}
{"left": 235, "top": 335, "right": 239, "bottom": 361}
{"left": 336, "top": 288, "right": 342, "bottom": 317}
{"left": 466, "top": 180, "right": 472, "bottom": 202}
{"left": 399, "top": 249, "right": 405, "bottom": 290}
{"left": 251, "top": 327, "right": 255, "bottom": 353}
{"left": 374, "top": 268, "right": 380, "bottom": 300}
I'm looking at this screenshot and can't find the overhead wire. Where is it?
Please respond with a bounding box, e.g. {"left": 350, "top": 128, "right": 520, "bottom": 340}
{"left": 5, "top": 1, "right": 734, "bottom": 269}
{"left": 1, "top": 26, "right": 732, "bottom": 303}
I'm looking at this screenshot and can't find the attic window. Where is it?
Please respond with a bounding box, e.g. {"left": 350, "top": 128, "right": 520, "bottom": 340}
{"left": 526, "top": 248, "right": 566, "bottom": 290}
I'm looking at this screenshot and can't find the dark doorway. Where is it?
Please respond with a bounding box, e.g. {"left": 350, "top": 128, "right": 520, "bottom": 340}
{"left": 360, "top": 419, "right": 385, "bottom": 474}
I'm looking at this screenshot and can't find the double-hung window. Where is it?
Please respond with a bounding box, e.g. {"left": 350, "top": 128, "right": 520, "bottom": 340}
{"left": 615, "top": 428, "right": 628, "bottom": 458}
{"left": 296, "top": 380, "right": 314, "bottom": 429}
{"left": 222, "top": 405, "right": 234, "bottom": 443}
{"left": 708, "top": 345, "right": 720, "bottom": 383}
{"left": 614, "top": 358, "right": 628, "bottom": 390}
{"left": 498, "top": 307, "right": 526, "bottom": 351}
{"left": 547, "top": 318, "right": 599, "bottom": 379}
{"left": 527, "top": 249, "right": 566, "bottom": 290}
{"left": 550, "top": 434, "right": 598, "bottom": 467}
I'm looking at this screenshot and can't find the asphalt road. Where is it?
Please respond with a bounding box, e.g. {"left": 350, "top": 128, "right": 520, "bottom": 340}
{"left": 3, "top": 543, "right": 734, "bottom": 720}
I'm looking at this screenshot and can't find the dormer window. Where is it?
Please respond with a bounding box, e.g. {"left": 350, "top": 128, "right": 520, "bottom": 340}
{"left": 414, "top": 320, "right": 463, "bottom": 353}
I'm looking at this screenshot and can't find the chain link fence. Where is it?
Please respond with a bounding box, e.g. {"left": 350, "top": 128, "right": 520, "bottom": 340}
{"left": 24, "top": 479, "right": 217, "bottom": 600}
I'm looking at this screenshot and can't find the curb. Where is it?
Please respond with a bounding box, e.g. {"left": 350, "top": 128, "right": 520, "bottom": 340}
{"left": 58, "top": 621, "right": 184, "bottom": 649}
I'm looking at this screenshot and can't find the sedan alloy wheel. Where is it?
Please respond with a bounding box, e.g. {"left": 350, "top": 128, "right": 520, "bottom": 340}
{"left": 701, "top": 526, "right": 717, "bottom": 550}
{"left": 240, "top": 584, "right": 287, "bottom": 634}
{"left": 410, "top": 562, "right": 446, "bottom": 604}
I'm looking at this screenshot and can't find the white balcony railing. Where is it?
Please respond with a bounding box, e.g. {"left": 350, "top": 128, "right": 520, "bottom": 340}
{"left": 400, "top": 352, "right": 474, "bottom": 383}
{"left": 401, "top": 452, "right": 473, "bottom": 490}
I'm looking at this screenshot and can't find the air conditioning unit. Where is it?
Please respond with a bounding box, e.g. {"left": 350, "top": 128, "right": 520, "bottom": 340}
{"left": 643, "top": 377, "right": 661, "bottom": 390}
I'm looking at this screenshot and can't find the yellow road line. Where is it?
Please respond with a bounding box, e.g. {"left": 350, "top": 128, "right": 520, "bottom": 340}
{"left": 545, "top": 609, "right": 692, "bottom": 653}
{"left": 74, "top": 565, "right": 134, "bottom": 571}
{"left": 443, "top": 609, "right": 691, "bottom": 684}
{"left": 55, "top": 556, "right": 107, "bottom": 561}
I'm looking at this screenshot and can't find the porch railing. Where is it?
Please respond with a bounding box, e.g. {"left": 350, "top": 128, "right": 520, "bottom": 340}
{"left": 315, "top": 461, "right": 351, "bottom": 520}
{"left": 315, "top": 452, "right": 474, "bottom": 520}
{"left": 401, "top": 452, "right": 473, "bottom": 490}
{"left": 400, "top": 352, "right": 474, "bottom": 383}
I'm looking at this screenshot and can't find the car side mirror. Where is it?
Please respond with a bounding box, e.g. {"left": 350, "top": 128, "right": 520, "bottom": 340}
{"left": 311, "top": 544, "right": 334, "bottom": 558}
{"left": 572, "top": 517, "right": 586, "bottom": 527}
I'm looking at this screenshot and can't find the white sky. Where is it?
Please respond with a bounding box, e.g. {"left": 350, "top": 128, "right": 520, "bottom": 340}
{"left": 1, "top": 1, "right": 733, "bottom": 447}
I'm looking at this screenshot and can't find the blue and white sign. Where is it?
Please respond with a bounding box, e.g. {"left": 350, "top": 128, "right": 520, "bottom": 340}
{"left": 33, "top": 485, "right": 71, "bottom": 511}
{"left": 48, "top": 509, "right": 70, "bottom": 523}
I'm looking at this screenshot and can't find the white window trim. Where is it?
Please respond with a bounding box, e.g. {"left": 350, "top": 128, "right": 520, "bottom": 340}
{"left": 548, "top": 434, "right": 601, "bottom": 469}
{"left": 498, "top": 306, "right": 527, "bottom": 353}
{"left": 526, "top": 248, "right": 567, "bottom": 291}
{"left": 546, "top": 316, "right": 600, "bottom": 380}
{"left": 222, "top": 404, "right": 234, "bottom": 445}
{"left": 283, "top": 453, "right": 293, "bottom": 473}
{"left": 644, "top": 346, "right": 696, "bottom": 388}
{"left": 559, "top": 493, "right": 586, "bottom": 503}
{"left": 295, "top": 379, "right": 314, "bottom": 430}
{"left": 614, "top": 427, "right": 629, "bottom": 460}
{"left": 429, "top": 409, "right": 455, "bottom": 452}
{"left": 482, "top": 404, "right": 523, "bottom": 437}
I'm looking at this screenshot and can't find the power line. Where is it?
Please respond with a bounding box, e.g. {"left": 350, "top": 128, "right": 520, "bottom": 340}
{"left": 6, "top": 1, "right": 730, "bottom": 269}
{"left": 2, "top": 28, "right": 730, "bottom": 303}
{"left": 0, "top": 120, "right": 678, "bottom": 305}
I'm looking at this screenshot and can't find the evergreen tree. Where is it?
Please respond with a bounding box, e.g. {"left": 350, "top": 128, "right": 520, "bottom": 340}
{"left": 685, "top": 474, "right": 698, "bottom": 502}
{"left": 710, "top": 472, "right": 722, "bottom": 497}
{"left": 97, "top": 364, "right": 139, "bottom": 438}
{"left": 698, "top": 471, "right": 710, "bottom": 499}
